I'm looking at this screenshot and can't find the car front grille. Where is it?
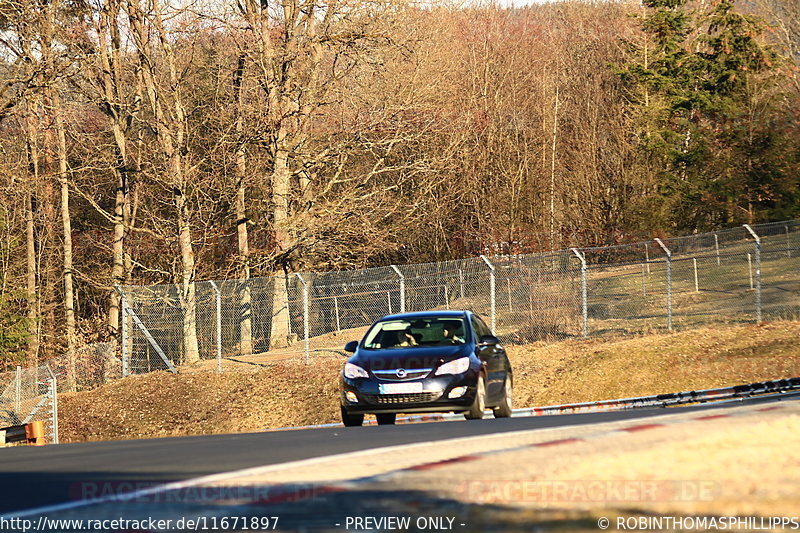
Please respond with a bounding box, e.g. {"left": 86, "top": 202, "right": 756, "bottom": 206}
{"left": 363, "top": 392, "right": 439, "bottom": 404}
{"left": 371, "top": 368, "right": 432, "bottom": 381}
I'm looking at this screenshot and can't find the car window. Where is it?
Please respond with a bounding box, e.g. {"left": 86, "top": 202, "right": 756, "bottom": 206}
{"left": 363, "top": 317, "right": 467, "bottom": 349}
{"left": 471, "top": 315, "right": 492, "bottom": 339}
{"left": 470, "top": 316, "right": 483, "bottom": 342}
{"left": 477, "top": 317, "right": 493, "bottom": 337}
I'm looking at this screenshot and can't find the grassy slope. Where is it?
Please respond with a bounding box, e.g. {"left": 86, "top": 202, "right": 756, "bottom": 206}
{"left": 59, "top": 322, "right": 800, "bottom": 443}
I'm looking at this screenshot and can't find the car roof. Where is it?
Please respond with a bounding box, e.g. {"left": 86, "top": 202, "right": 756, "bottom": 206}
{"left": 379, "top": 310, "right": 470, "bottom": 321}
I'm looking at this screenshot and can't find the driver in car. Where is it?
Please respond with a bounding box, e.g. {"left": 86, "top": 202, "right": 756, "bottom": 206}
{"left": 442, "top": 321, "right": 466, "bottom": 344}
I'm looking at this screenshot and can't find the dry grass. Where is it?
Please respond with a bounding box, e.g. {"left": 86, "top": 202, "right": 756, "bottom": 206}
{"left": 512, "top": 321, "right": 800, "bottom": 407}
{"left": 59, "top": 358, "right": 344, "bottom": 442}
{"left": 59, "top": 321, "right": 800, "bottom": 443}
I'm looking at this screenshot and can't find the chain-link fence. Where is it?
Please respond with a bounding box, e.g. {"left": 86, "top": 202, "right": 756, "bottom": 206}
{"left": 114, "top": 220, "right": 800, "bottom": 377}
{"left": 0, "top": 364, "right": 58, "bottom": 444}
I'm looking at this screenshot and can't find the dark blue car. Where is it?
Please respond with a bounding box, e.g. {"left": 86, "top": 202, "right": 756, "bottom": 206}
{"left": 339, "top": 310, "right": 513, "bottom": 426}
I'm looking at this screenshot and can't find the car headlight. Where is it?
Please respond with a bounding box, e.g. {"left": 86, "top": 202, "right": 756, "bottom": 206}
{"left": 435, "top": 357, "right": 470, "bottom": 376}
{"left": 344, "top": 362, "right": 369, "bottom": 379}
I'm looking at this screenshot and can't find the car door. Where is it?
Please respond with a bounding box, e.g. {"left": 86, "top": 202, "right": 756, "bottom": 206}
{"left": 471, "top": 315, "right": 506, "bottom": 403}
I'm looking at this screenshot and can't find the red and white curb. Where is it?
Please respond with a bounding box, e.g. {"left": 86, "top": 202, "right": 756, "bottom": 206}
{"left": 216, "top": 402, "right": 795, "bottom": 510}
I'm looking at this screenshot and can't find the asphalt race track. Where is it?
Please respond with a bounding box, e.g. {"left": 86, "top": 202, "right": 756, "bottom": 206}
{"left": 0, "top": 394, "right": 796, "bottom": 516}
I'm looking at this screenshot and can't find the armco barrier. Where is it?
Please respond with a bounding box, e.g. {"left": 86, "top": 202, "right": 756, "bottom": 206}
{"left": 515, "top": 377, "right": 800, "bottom": 416}
{"left": 266, "top": 377, "right": 800, "bottom": 431}
{"left": 0, "top": 421, "right": 47, "bottom": 446}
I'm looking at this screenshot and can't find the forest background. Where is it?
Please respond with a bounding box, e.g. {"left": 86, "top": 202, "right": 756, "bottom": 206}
{"left": 0, "top": 0, "right": 797, "bottom": 370}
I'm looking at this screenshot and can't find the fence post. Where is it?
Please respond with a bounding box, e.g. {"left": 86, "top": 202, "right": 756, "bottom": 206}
{"left": 714, "top": 233, "right": 720, "bottom": 265}
{"left": 743, "top": 224, "right": 762, "bottom": 323}
{"left": 654, "top": 238, "right": 673, "bottom": 331}
{"left": 390, "top": 265, "right": 405, "bottom": 313}
{"left": 641, "top": 263, "right": 647, "bottom": 296}
{"left": 209, "top": 281, "right": 222, "bottom": 374}
{"left": 506, "top": 278, "right": 512, "bottom": 312}
{"left": 295, "top": 273, "right": 310, "bottom": 363}
{"left": 458, "top": 269, "right": 464, "bottom": 299}
{"left": 116, "top": 285, "right": 129, "bottom": 377}
{"left": 480, "top": 255, "right": 496, "bottom": 332}
{"left": 571, "top": 248, "right": 588, "bottom": 338}
{"left": 644, "top": 243, "right": 650, "bottom": 274}
{"left": 747, "top": 253, "right": 753, "bottom": 289}
{"left": 45, "top": 364, "right": 58, "bottom": 445}
{"left": 693, "top": 258, "right": 699, "bottom": 292}
{"left": 15, "top": 365, "right": 21, "bottom": 414}
{"left": 786, "top": 225, "right": 791, "bottom": 258}
{"left": 334, "top": 296, "right": 341, "bottom": 334}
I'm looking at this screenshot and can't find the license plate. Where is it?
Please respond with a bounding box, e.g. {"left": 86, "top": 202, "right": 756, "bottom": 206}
{"left": 379, "top": 382, "right": 423, "bottom": 394}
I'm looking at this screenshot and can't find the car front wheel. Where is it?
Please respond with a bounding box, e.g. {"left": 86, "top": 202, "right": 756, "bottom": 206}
{"left": 341, "top": 406, "right": 364, "bottom": 427}
{"left": 464, "top": 374, "right": 486, "bottom": 420}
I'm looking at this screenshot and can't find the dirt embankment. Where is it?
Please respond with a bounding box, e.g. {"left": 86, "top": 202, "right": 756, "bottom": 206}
{"left": 59, "top": 322, "right": 800, "bottom": 443}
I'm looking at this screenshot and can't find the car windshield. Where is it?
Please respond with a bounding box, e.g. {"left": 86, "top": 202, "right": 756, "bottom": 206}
{"left": 362, "top": 317, "right": 467, "bottom": 349}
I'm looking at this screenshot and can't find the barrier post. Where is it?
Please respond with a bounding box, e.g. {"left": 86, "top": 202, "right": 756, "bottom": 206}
{"left": 743, "top": 224, "right": 762, "bottom": 323}
{"left": 786, "top": 225, "right": 791, "bottom": 258}
{"left": 390, "top": 265, "right": 405, "bottom": 313}
{"left": 15, "top": 366, "right": 21, "bottom": 414}
{"left": 25, "top": 420, "right": 45, "bottom": 446}
{"left": 295, "top": 273, "right": 310, "bottom": 363}
{"left": 209, "top": 281, "right": 223, "bottom": 374}
{"left": 641, "top": 263, "right": 647, "bottom": 296}
{"left": 655, "top": 238, "right": 673, "bottom": 331}
{"left": 334, "top": 296, "right": 341, "bottom": 334}
{"left": 116, "top": 285, "right": 129, "bottom": 377}
{"left": 46, "top": 364, "right": 58, "bottom": 444}
{"left": 480, "top": 255, "right": 496, "bottom": 331}
{"left": 571, "top": 248, "right": 588, "bottom": 338}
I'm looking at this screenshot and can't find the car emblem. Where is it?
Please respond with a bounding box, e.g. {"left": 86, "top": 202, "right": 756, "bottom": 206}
{"left": 396, "top": 368, "right": 407, "bottom": 378}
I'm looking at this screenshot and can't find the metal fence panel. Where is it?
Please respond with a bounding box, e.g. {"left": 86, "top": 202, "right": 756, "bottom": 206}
{"left": 98, "top": 218, "right": 800, "bottom": 381}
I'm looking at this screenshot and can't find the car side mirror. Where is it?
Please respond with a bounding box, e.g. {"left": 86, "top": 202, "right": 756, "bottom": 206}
{"left": 344, "top": 341, "right": 358, "bottom": 353}
{"left": 479, "top": 335, "right": 500, "bottom": 346}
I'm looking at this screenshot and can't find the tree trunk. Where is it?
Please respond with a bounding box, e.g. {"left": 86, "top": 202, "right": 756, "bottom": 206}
{"left": 233, "top": 54, "right": 253, "bottom": 356}
{"left": 109, "top": 152, "right": 127, "bottom": 337}
{"left": 100, "top": 0, "right": 130, "bottom": 338}
{"left": 129, "top": 0, "right": 199, "bottom": 364}
{"left": 52, "top": 88, "right": 77, "bottom": 391}
{"left": 41, "top": 127, "right": 57, "bottom": 358}
{"left": 549, "top": 83, "right": 560, "bottom": 250}
{"left": 24, "top": 191, "right": 39, "bottom": 367}
{"left": 268, "top": 142, "right": 292, "bottom": 350}
{"left": 177, "top": 194, "right": 200, "bottom": 364}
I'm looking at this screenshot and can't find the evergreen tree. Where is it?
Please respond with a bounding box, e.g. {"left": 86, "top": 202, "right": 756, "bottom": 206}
{"left": 616, "top": 0, "right": 798, "bottom": 230}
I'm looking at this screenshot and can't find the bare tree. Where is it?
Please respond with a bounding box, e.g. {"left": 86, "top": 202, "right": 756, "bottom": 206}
{"left": 127, "top": 0, "right": 200, "bottom": 363}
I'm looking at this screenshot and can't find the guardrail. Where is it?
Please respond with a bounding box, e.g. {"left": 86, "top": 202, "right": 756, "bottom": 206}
{"left": 0, "top": 421, "right": 47, "bottom": 446}
{"left": 515, "top": 377, "right": 800, "bottom": 416}
{"left": 266, "top": 377, "right": 800, "bottom": 431}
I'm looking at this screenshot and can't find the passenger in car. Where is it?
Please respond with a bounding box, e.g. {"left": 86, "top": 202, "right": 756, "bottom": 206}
{"left": 396, "top": 328, "right": 418, "bottom": 347}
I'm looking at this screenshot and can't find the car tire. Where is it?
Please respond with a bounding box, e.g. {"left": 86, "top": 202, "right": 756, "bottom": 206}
{"left": 464, "top": 374, "right": 486, "bottom": 420}
{"left": 493, "top": 376, "right": 513, "bottom": 418}
{"left": 341, "top": 406, "right": 364, "bottom": 427}
{"left": 376, "top": 413, "right": 396, "bottom": 425}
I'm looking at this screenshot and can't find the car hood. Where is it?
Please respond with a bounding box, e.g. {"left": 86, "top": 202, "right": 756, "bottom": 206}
{"left": 352, "top": 345, "right": 469, "bottom": 371}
